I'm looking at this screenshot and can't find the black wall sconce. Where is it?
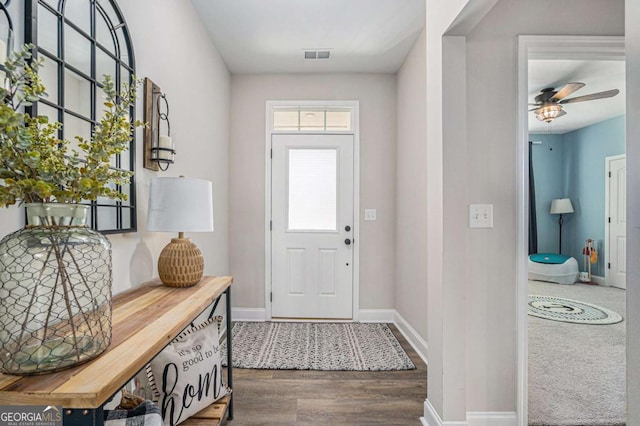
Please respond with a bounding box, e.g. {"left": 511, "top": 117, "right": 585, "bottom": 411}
{"left": 0, "top": 0, "right": 13, "bottom": 73}
{"left": 144, "top": 78, "right": 175, "bottom": 171}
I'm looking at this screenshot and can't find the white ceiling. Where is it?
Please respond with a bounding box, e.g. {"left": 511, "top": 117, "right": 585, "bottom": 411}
{"left": 190, "top": 0, "right": 425, "bottom": 74}
{"left": 188, "top": 2, "right": 624, "bottom": 132}
{"left": 528, "top": 60, "right": 626, "bottom": 134}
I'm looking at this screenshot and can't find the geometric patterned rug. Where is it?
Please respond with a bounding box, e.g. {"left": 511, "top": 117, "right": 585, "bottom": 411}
{"left": 528, "top": 295, "right": 623, "bottom": 325}
{"left": 221, "top": 322, "right": 415, "bottom": 371}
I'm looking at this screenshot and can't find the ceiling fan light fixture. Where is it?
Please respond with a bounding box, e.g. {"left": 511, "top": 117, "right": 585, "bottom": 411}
{"left": 536, "top": 104, "right": 563, "bottom": 123}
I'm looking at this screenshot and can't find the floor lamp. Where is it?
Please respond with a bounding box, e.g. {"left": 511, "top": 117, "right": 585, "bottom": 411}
{"left": 550, "top": 198, "right": 574, "bottom": 254}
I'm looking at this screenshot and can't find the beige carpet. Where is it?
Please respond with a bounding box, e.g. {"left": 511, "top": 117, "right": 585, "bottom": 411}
{"left": 528, "top": 280, "right": 626, "bottom": 425}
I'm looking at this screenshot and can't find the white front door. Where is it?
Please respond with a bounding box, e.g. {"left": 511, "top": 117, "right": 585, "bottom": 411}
{"left": 271, "top": 134, "right": 354, "bottom": 319}
{"left": 607, "top": 155, "right": 626, "bottom": 289}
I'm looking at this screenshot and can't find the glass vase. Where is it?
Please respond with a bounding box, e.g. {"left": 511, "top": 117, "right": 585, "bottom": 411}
{"left": 0, "top": 203, "right": 112, "bottom": 375}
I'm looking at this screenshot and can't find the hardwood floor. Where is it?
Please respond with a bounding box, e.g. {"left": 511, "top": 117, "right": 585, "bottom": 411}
{"left": 226, "top": 324, "right": 427, "bottom": 425}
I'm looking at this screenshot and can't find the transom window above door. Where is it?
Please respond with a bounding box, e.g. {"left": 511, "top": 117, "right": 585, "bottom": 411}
{"left": 273, "top": 107, "right": 352, "bottom": 132}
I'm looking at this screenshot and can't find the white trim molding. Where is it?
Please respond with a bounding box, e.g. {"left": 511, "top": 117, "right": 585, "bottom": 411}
{"left": 358, "top": 309, "right": 395, "bottom": 323}
{"left": 422, "top": 403, "right": 517, "bottom": 426}
{"left": 264, "top": 100, "right": 361, "bottom": 321}
{"left": 423, "top": 399, "right": 445, "bottom": 426}
{"left": 232, "top": 308, "right": 267, "bottom": 322}
{"left": 467, "top": 412, "right": 517, "bottom": 426}
{"left": 422, "top": 399, "right": 469, "bottom": 426}
{"left": 394, "top": 311, "right": 428, "bottom": 365}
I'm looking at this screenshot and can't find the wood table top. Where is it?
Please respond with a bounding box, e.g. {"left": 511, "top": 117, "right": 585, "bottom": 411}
{"left": 0, "top": 275, "right": 233, "bottom": 408}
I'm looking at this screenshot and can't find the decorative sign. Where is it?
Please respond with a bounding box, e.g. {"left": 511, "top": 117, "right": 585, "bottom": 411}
{"left": 148, "top": 319, "right": 227, "bottom": 426}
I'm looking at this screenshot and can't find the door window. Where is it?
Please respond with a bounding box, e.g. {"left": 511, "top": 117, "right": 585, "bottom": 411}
{"left": 287, "top": 148, "right": 337, "bottom": 231}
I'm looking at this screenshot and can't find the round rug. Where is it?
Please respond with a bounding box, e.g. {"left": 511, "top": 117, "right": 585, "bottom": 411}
{"left": 528, "top": 295, "right": 623, "bottom": 324}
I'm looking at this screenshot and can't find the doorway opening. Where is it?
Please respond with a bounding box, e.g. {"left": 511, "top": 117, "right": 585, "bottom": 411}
{"left": 518, "top": 36, "right": 626, "bottom": 425}
{"left": 265, "top": 101, "right": 360, "bottom": 320}
{"left": 605, "top": 154, "right": 626, "bottom": 289}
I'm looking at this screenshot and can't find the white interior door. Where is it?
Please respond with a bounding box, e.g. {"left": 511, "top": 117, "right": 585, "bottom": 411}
{"left": 607, "top": 155, "right": 626, "bottom": 289}
{"left": 271, "top": 134, "right": 354, "bottom": 319}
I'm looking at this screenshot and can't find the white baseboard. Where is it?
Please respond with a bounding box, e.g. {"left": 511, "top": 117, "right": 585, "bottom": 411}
{"left": 423, "top": 399, "right": 444, "bottom": 426}
{"left": 358, "top": 309, "right": 395, "bottom": 323}
{"left": 422, "top": 399, "right": 468, "bottom": 425}
{"left": 590, "top": 275, "right": 605, "bottom": 285}
{"left": 232, "top": 308, "right": 266, "bottom": 321}
{"left": 422, "top": 402, "right": 515, "bottom": 426}
{"left": 394, "top": 311, "right": 428, "bottom": 365}
{"left": 467, "top": 412, "right": 517, "bottom": 426}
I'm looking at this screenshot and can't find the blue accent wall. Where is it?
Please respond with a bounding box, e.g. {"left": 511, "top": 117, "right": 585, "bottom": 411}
{"left": 563, "top": 115, "right": 626, "bottom": 276}
{"left": 530, "top": 115, "right": 625, "bottom": 277}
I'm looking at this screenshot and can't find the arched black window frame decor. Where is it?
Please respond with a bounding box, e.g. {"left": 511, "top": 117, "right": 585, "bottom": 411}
{"left": 24, "top": 0, "right": 137, "bottom": 234}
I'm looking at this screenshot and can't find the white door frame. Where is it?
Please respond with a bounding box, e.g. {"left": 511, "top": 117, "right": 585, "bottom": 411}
{"left": 517, "top": 35, "right": 625, "bottom": 425}
{"left": 265, "top": 100, "right": 360, "bottom": 321}
{"left": 605, "top": 154, "right": 627, "bottom": 288}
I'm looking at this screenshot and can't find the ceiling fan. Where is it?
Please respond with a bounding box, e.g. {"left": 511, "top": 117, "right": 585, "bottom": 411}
{"left": 529, "top": 82, "right": 619, "bottom": 123}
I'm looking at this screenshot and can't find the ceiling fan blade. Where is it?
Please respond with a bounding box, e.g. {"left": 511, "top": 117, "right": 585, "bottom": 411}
{"left": 559, "top": 89, "right": 620, "bottom": 104}
{"left": 550, "top": 82, "right": 585, "bottom": 101}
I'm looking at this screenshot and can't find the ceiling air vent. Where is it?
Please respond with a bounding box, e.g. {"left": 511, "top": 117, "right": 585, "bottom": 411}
{"left": 304, "top": 50, "right": 331, "bottom": 59}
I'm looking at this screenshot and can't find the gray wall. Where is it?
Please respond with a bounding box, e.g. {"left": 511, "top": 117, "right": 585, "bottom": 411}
{"left": 457, "top": 0, "right": 624, "bottom": 415}
{"left": 0, "top": 0, "right": 231, "bottom": 294}
{"left": 396, "top": 28, "right": 428, "bottom": 341}
{"left": 432, "top": 0, "right": 624, "bottom": 421}
{"left": 229, "top": 74, "right": 397, "bottom": 311}
{"left": 425, "top": 0, "right": 473, "bottom": 418}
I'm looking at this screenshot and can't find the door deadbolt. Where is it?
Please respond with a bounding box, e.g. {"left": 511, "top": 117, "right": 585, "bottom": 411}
{"left": 345, "top": 225, "right": 351, "bottom": 232}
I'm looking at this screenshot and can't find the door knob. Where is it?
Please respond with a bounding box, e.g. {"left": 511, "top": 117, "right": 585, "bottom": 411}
{"left": 345, "top": 238, "right": 352, "bottom": 245}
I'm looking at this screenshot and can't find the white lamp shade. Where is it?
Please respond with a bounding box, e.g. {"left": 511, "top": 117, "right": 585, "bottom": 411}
{"left": 550, "top": 198, "right": 574, "bottom": 215}
{"left": 147, "top": 177, "right": 214, "bottom": 232}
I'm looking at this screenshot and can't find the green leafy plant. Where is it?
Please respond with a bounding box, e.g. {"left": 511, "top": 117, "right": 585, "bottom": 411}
{"left": 0, "top": 46, "right": 145, "bottom": 373}
{"left": 0, "top": 44, "right": 143, "bottom": 207}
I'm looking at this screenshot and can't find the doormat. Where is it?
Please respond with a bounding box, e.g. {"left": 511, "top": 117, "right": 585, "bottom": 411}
{"left": 221, "top": 322, "right": 415, "bottom": 371}
{"left": 528, "top": 295, "right": 623, "bottom": 324}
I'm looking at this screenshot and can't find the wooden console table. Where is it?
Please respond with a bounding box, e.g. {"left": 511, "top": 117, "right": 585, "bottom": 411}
{"left": 0, "top": 275, "right": 234, "bottom": 426}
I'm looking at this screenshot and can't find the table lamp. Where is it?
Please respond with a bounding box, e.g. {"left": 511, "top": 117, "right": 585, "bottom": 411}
{"left": 550, "top": 198, "right": 573, "bottom": 254}
{"left": 147, "top": 176, "right": 214, "bottom": 287}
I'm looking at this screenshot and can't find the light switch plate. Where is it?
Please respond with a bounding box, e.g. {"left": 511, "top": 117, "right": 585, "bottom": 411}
{"left": 364, "top": 209, "right": 377, "bottom": 221}
{"left": 469, "top": 204, "right": 493, "bottom": 228}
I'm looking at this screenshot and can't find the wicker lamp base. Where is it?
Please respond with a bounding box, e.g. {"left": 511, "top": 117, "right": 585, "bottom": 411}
{"left": 157, "top": 236, "right": 204, "bottom": 287}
